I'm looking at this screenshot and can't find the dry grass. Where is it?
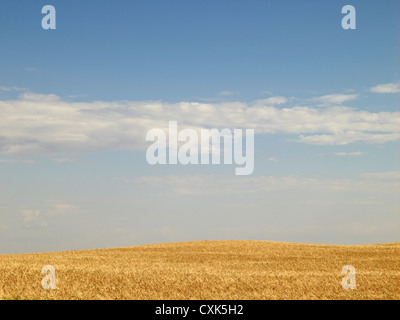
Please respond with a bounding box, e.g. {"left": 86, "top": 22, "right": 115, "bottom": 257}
{"left": 0, "top": 240, "right": 399, "bottom": 300}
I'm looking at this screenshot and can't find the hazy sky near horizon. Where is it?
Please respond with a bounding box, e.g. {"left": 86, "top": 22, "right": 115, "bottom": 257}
{"left": 0, "top": 0, "right": 399, "bottom": 254}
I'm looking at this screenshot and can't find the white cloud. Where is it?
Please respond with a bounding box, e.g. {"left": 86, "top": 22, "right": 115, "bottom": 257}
{"left": 67, "top": 94, "right": 88, "bottom": 99}
{"left": 21, "top": 209, "right": 41, "bottom": 224}
{"left": 360, "top": 171, "right": 400, "bottom": 180}
{"left": 332, "top": 151, "right": 364, "bottom": 156}
{"left": 118, "top": 172, "right": 400, "bottom": 197}
{"left": 20, "top": 209, "right": 47, "bottom": 228}
{"left": 370, "top": 82, "right": 400, "bottom": 94}
{"left": 253, "top": 96, "right": 288, "bottom": 106}
{"left": 298, "top": 132, "right": 400, "bottom": 145}
{"left": 0, "top": 91, "right": 399, "bottom": 156}
{"left": 46, "top": 202, "right": 77, "bottom": 216}
{"left": 313, "top": 94, "right": 358, "bottom": 105}
{"left": 50, "top": 157, "right": 75, "bottom": 163}
{"left": 260, "top": 90, "right": 274, "bottom": 95}
{"left": 20, "top": 202, "right": 77, "bottom": 228}
{"left": 0, "top": 86, "right": 27, "bottom": 92}
{"left": 319, "top": 151, "right": 365, "bottom": 157}
{"left": 218, "top": 90, "right": 239, "bottom": 96}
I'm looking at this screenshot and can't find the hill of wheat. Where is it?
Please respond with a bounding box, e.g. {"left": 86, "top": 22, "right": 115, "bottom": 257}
{"left": 0, "top": 240, "right": 399, "bottom": 300}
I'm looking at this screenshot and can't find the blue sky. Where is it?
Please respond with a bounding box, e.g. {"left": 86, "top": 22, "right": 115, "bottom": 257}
{"left": 0, "top": 0, "right": 399, "bottom": 253}
{"left": 1, "top": 0, "right": 399, "bottom": 101}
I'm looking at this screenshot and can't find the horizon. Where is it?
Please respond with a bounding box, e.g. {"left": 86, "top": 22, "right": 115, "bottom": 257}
{"left": 2, "top": 239, "right": 400, "bottom": 256}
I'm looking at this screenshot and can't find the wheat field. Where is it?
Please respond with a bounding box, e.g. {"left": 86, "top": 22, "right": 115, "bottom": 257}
{"left": 0, "top": 240, "right": 399, "bottom": 300}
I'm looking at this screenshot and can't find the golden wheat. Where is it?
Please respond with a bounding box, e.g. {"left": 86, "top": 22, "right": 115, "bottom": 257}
{"left": 0, "top": 240, "right": 399, "bottom": 300}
